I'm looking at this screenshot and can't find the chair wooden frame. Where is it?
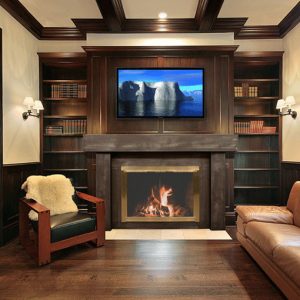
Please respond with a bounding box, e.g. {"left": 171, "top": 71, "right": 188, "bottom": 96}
{"left": 19, "top": 191, "right": 105, "bottom": 266}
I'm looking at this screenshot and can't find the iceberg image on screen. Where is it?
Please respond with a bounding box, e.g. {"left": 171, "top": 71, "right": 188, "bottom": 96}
{"left": 117, "top": 69, "right": 204, "bottom": 118}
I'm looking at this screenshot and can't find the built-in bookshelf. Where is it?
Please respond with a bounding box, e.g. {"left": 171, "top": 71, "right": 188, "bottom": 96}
{"left": 234, "top": 52, "right": 283, "bottom": 206}
{"left": 39, "top": 53, "right": 88, "bottom": 192}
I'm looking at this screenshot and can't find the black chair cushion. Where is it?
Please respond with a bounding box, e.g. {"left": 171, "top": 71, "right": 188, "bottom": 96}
{"left": 31, "top": 212, "right": 96, "bottom": 243}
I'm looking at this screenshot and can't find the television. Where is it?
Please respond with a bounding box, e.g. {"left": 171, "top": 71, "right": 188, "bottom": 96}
{"left": 117, "top": 68, "right": 204, "bottom": 118}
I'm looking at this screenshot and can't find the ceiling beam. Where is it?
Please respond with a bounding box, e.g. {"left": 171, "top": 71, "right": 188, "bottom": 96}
{"left": 195, "top": 0, "right": 224, "bottom": 31}
{"left": 0, "top": 0, "right": 42, "bottom": 38}
{"left": 96, "top": 0, "right": 125, "bottom": 32}
{"left": 279, "top": 2, "right": 300, "bottom": 37}
{"left": 236, "top": 26, "right": 280, "bottom": 39}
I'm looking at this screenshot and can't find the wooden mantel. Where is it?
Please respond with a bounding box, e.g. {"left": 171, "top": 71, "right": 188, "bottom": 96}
{"left": 83, "top": 134, "right": 238, "bottom": 152}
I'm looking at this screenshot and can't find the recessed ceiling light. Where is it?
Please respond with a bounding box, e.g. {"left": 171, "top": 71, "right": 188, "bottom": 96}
{"left": 158, "top": 12, "right": 168, "bottom": 19}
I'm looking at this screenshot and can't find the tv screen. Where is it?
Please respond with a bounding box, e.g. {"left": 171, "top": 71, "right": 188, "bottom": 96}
{"left": 117, "top": 68, "right": 204, "bottom": 118}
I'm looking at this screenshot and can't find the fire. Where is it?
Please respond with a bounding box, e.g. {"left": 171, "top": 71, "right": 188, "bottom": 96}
{"left": 135, "top": 185, "right": 188, "bottom": 217}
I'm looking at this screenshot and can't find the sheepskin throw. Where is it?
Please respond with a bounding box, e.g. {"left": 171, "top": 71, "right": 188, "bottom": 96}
{"left": 21, "top": 174, "right": 78, "bottom": 220}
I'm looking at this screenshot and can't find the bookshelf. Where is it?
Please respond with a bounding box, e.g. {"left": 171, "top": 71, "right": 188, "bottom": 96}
{"left": 234, "top": 52, "right": 283, "bottom": 206}
{"left": 39, "top": 53, "right": 88, "bottom": 192}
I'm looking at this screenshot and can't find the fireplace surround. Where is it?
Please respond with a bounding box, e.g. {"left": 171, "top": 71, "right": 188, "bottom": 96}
{"left": 83, "top": 134, "right": 237, "bottom": 230}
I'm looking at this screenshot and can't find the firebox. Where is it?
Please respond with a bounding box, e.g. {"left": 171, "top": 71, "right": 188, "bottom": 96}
{"left": 121, "top": 166, "right": 200, "bottom": 222}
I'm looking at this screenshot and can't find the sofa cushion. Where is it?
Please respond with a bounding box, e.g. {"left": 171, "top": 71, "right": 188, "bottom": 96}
{"left": 32, "top": 212, "right": 96, "bottom": 243}
{"left": 236, "top": 205, "right": 293, "bottom": 224}
{"left": 273, "top": 245, "right": 300, "bottom": 287}
{"left": 245, "top": 222, "right": 300, "bottom": 257}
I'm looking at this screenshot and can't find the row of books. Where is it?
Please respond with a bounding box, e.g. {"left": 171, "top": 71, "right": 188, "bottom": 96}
{"left": 234, "top": 83, "right": 259, "bottom": 98}
{"left": 234, "top": 121, "right": 276, "bottom": 134}
{"left": 45, "top": 120, "right": 87, "bottom": 135}
{"left": 50, "top": 84, "right": 87, "bottom": 99}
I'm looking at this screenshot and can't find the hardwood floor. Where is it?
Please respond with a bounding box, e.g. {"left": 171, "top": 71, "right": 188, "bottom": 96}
{"left": 0, "top": 234, "right": 284, "bottom": 300}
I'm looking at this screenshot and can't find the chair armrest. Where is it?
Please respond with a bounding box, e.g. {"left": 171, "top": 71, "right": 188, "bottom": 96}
{"left": 20, "top": 198, "right": 49, "bottom": 214}
{"left": 236, "top": 205, "right": 294, "bottom": 224}
{"left": 75, "top": 191, "right": 104, "bottom": 205}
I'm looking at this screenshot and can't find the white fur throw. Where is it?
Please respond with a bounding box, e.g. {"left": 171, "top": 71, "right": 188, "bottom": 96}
{"left": 21, "top": 174, "right": 78, "bottom": 220}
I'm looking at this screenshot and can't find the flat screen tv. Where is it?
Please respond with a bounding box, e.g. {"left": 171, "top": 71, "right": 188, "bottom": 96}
{"left": 117, "top": 68, "right": 204, "bottom": 118}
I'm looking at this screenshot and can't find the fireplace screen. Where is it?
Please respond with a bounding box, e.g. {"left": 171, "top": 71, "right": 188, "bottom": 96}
{"left": 121, "top": 166, "right": 200, "bottom": 222}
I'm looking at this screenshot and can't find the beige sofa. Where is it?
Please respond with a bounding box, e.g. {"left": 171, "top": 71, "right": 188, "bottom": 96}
{"left": 236, "top": 181, "right": 300, "bottom": 299}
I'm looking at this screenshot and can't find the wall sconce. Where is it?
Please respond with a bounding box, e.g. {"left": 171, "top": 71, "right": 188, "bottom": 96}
{"left": 22, "top": 97, "right": 44, "bottom": 120}
{"left": 276, "top": 96, "right": 297, "bottom": 119}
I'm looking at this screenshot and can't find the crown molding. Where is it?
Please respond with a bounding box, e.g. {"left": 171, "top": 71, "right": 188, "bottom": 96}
{"left": 236, "top": 26, "right": 280, "bottom": 39}
{"left": 0, "top": 0, "right": 42, "bottom": 39}
{"left": 1, "top": 0, "right": 300, "bottom": 40}
{"left": 279, "top": 2, "right": 300, "bottom": 37}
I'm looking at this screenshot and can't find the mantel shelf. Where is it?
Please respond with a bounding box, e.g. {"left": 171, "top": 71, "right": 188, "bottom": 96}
{"left": 83, "top": 134, "right": 238, "bottom": 153}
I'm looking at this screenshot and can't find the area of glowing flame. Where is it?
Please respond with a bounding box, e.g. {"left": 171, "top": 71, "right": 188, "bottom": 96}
{"left": 135, "top": 185, "right": 188, "bottom": 217}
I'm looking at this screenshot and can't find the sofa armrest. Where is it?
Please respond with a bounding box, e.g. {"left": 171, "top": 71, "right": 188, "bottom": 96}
{"left": 236, "top": 205, "right": 294, "bottom": 224}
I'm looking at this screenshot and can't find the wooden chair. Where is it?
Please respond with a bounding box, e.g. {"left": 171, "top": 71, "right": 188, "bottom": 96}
{"left": 19, "top": 191, "right": 105, "bottom": 266}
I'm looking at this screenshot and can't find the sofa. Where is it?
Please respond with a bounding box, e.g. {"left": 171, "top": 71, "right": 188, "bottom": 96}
{"left": 236, "top": 181, "right": 300, "bottom": 299}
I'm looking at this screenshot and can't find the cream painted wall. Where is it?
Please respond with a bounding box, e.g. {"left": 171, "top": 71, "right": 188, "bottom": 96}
{"left": 0, "top": 7, "right": 40, "bottom": 164}
{"left": 282, "top": 23, "right": 300, "bottom": 162}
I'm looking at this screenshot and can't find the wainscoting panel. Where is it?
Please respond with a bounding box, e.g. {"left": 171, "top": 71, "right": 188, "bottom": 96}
{"left": 281, "top": 162, "right": 300, "bottom": 203}
{"left": 1, "top": 163, "right": 40, "bottom": 245}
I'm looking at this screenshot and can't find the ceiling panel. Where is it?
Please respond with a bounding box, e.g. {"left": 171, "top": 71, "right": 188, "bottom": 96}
{"left": 19, "top": 0, "right": 102, "bottom": 27}
{"left": 122, "top": 0, "right": 199, "bottom": 19}
{"left": 219, "top": 0, "right": 299, "bottom": 25}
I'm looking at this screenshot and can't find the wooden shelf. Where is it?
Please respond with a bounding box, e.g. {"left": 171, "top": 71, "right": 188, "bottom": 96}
{"left": 44, "top": 151, "right": 85, "bottom": 154}
{"left": 44, "top": 115, "right": 87, "bottom": 119}
{"left": 236, "top": 150, "right": 279, "bottom": 153}
{"left": 43, "top": 80, "right": 87, "bottom": 83}
{"left": 44, "top": 168, "right": 87, "bottom": 172}
{"left": 75, "top": 186, "right": 88, "bottom": 190}
{"left": 237, "top": 133, "right": 278, "bottom": 136}
{"left": 234, "top": 168, "right": 280, "bottom": 171}
{"left": 234, "top": 96, "right": 279, "bottom": 102}
{"left": 234, "top": 186, "right": 279, "bottom": 189}
{"left": 234, "top": 78, "right": 279, "bottom": 82}
{"left": 43, "top": 98, "right": 87, "bottom": 102}
{"left": 234, "top": 114, "right": 279, "bottom": 118}
{"left": 44, "top": 134, "right": 84, "bottom": 137}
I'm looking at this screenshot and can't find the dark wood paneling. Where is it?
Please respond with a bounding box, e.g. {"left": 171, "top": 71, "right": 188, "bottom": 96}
{"left": 0, "top": 29, "right": 3, "bottom": 245}
{"left": 85, "top": 46, "right": 237, "bottom": 135}
{"left": 1, "top": 163, "right": 40, "bottom": 245}
{"left": 211, "top": 153, "right": 226, "bottom": 229}
{"left": 111, "top": 154, "right": 210, "bottom": 229}
{"left": 96, "top": 154, "right": 111, "bottom": 229}
{"left": 279, "top": 2, "right": 300, "bottom": 37}
{"left": 281, "top": 162, "right": 300, "bottom": 204}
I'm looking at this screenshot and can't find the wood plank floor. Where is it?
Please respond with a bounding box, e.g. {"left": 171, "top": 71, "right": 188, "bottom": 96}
{"left": 0, "top": 238, "right": 284, "bottom": 299}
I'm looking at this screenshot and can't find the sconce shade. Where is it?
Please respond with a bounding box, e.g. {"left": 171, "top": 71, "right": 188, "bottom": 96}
{"left": 286, "top": 96, "right": 296, "bottom": 107}
{"left": 33, "top": 100, "right": 44, "bottom": 112}
{"left": 276, "top": 99, "right": 286, "bottom": 110}
{"left": 23, "top": 96, "right": 34, "bottom": 108}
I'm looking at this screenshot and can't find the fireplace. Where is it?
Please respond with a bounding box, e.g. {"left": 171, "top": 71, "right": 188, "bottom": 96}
{"left": 121, "top": 166, "right": 200, "bottom": 222}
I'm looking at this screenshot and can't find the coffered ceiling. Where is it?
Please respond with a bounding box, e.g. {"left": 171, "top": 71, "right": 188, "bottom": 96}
{"left": 1, "top": 0, "right": 300, "bottom": 40}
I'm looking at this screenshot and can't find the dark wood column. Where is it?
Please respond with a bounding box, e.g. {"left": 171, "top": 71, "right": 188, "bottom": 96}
{"left": 210, "top": 153, "right": 226, "bottom": 230}
{"left": 96, "top": 153, "right": 111, "bottom": 229}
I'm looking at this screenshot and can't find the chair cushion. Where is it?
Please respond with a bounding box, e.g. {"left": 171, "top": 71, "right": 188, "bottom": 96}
{"left": 273, "top": 245, "right": 300, "bottom": 287}
{"left": 245, "top": 222, "right": 300, "bottom": 257}
{"left": 32, "top": 212, "right": 96, "bottom": 243}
